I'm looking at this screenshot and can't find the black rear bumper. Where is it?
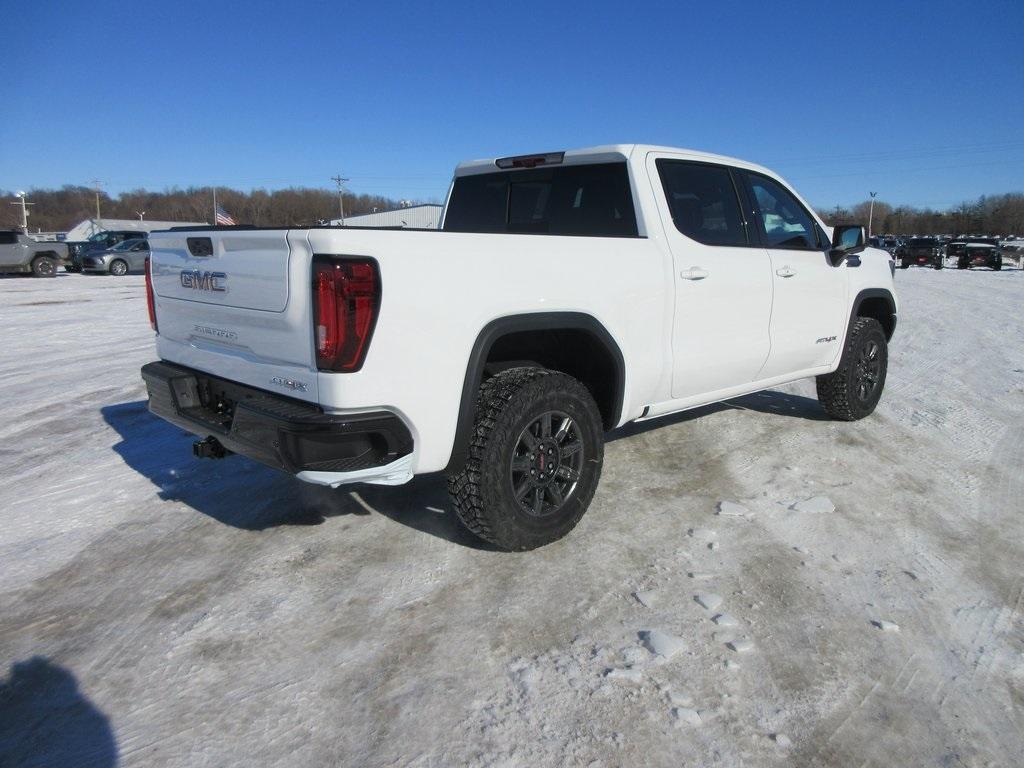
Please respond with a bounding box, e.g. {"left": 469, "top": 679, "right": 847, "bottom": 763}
{"left": 141, "top": 361, "right": 413, "bottom": 475}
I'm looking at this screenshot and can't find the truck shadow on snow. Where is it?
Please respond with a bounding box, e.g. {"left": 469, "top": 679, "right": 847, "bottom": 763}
{"left": 100, "top": 401, "right": 493, "bottom": 548}
{"left": 0, "top": 657, "right": 118, "bottom": 768}
{"left": 100, "top": 389, "right": 823, "bottom": 546}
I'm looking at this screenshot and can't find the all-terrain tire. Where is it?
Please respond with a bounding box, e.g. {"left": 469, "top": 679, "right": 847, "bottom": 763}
{"left": 31, "top": 256, "right": 57, "bottom": 278}
{"left": 957, "top": 258, "right": 967, "bottom": 270}
{"left": 816, "top": 317, "right": 888, "bottom": 421}
{"left": 933, "top": 259, "right": 943, "bottom": 270}
{"left": 447, "top": 367, "right": 604, "bottom": 551}
{"left": 992, "top": 259, "right": 1002, "bottom": 271}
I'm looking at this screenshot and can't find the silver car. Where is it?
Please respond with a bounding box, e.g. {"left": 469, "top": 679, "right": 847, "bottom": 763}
{"left": 81, "top": 238, "right": 150, "bottom": 276}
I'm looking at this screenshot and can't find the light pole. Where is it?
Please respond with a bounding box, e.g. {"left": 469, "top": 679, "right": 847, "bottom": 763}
{"left": 868, "top": 191, "right": 877, "bottom": 237}
{"left": 9, "top": 191, "right": 33, "bottom": 232}
{"left": 136, "top": 210, "right": 146, "bottom": 222}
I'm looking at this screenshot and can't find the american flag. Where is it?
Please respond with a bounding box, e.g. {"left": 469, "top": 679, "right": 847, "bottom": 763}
{"left": 215, "top": 205, "right": 236, "bottom": 225}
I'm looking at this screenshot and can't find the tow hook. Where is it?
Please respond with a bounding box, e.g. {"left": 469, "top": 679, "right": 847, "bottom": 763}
{"left": 193, "top": 436, "right": 229, "bottom": 459}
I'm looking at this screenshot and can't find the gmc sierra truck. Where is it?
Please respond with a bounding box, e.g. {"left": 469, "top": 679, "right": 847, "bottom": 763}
{"left": 140, "top": 145, "right": 898, "bottom": 550}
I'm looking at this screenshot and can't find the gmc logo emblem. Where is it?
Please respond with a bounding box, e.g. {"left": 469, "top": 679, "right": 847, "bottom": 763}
{"left": 180, "top": 270, "right": 227, "bottom": 292}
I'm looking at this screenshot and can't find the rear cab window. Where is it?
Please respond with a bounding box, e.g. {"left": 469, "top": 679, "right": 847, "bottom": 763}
{"left": 655, "top": 160, "right": 750, "bottom": 246}
{"left": 443, "top": 162, "right": 639, "bottom": 237}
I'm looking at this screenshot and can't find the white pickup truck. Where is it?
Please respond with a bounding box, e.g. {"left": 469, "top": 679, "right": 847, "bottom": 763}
{"left": 141, "top": 145, "right": 898, "bottom": 550}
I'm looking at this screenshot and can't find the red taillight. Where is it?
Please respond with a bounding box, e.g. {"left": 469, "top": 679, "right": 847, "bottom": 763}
{"left": 312, "top": 257, "right": 380, "bottom": 372}
{"left": 144, "top": 257, "right": 158, "bottom": 332}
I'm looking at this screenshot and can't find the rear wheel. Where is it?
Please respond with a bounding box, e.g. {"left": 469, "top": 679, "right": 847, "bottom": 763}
{"left": 31, "top": 256, "right": 57, "bottom": 278}
{"left": 109, "top": 259, "right": 128, "bottom": 276}
{"left": 957, "top": 258, "right": 967, "bottom": 270}
{"left": 816, "top": 317, "right": 888, "bottom": 421}
{"left": 447, "top": 367, "right": 604, "bottom": 550}
{"left": 992, "top": 257, "right": 1002, "bottom": 271}
{"left": 933, "top": 258, "right": 943, "bottom": 270}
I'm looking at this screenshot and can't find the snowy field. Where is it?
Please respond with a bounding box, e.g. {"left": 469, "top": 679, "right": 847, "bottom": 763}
{"left": 1, "top": 267, "right": 1023, "bottom": 767}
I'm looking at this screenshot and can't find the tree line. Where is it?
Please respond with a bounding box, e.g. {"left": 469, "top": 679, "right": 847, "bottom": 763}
{"left": 0, "top": 186, "right": 420, "bottom": 233}
{"left": 819, "top": 192, "right": 1024, "bottom": 236}
{"left": 5, "top": 185, "right": 1023, "bottom": 238}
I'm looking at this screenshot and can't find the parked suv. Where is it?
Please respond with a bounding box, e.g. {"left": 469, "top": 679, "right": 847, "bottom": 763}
{"left": 896, "top": 237, "right": 943, "bottom": 269}
{"left": 141, "top": 144, "right": 897, "bottom": 550}
{"left": 0, "top": 230, "right": 67, "bottom": 277}
{"left": 82, "top": 238, "right": 150, "bottom": 275}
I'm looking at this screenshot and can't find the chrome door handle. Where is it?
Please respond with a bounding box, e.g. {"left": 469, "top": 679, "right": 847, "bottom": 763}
{"left": 776, "top": 266, "right": 796, "bottom": 278}
{"left": 680, "top": 267, "right": 709, "bottom": 280}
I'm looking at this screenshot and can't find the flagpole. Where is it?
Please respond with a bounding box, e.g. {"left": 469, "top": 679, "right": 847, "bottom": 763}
{"left": 212, "top": 186, "right": 217, "bottom": 225}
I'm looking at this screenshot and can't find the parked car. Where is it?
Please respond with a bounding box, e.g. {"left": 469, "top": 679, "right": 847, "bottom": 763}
{"left": 66, "top": 230, "right": 152, "bottom": 272}
{"left": 81, "top": 238, "right": 150, "bottom": 275}
{"left": 140, "top": 144, "right": 897, "bottom": 550}
{"left": 956, "top": 238, "right": 1003, "bottom": 270}
{"left": 880, "top": 237, "right": 902, "bottom": 255}
{"left": 895, "top": 237, "right": 943, "bottom": 269}
{"left": 0, "top": 230, "right": 68, "bottom": 277}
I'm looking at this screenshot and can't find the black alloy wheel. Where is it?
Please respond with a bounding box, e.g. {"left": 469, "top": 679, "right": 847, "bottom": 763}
{"left": 509, "top": 410, "right": 584, "bottom": 517}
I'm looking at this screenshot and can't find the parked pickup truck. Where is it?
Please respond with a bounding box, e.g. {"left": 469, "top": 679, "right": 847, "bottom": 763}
{"left": 140, "top": 145, "right": 898, "bottom": 550}
{"left": 0, "top": 230, "right": 67, "bottom": 276}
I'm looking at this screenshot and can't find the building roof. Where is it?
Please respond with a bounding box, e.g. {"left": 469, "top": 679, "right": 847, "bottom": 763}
{"left": 330, "top": 204, "right": 442, "bottom": 229}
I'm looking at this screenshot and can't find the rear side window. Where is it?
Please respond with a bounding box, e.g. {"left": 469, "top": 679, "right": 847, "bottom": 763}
{"left": 443, "top": 162, "right": 638, "bottom": 237}
{"left": 745, "top": 173, "right": 823, "bottom": 250}
{"left": 656, "top": 160, "right": 748, "bottom": 246}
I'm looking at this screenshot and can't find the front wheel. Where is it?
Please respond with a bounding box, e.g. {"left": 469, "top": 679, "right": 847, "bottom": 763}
{"left": 447, "top": 367, "right": 604, "bottom": 550}
{"left": 816, "top": 317, "right": 888, "bottom": 421}
{"left": 109, "top": 259, "right": 128, "bottom": 276}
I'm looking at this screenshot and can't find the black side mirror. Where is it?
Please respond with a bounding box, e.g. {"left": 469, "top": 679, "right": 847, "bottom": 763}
{"left": 829, "top": 224, "right": 866, "bottom": 266}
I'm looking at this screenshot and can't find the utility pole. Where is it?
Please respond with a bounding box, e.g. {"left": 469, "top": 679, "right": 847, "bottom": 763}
{"left": 212, "top": 186, "right": 218, "bottom": 224}
{"left": 868, "top": 191, "right": 878, "bottom": 237}
{"left": 10, "top": 191, "right": 33, "bottom": 232}
{"left": 331, "top": 174, "right": 349, "bottom": 224}
{"left": 91, "top": 179, "right": 104, "bottom": 225}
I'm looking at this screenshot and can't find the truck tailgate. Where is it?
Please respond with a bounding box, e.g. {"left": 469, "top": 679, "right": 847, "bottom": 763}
{"left": 148, "top": 229, "right": 318, "bottom": 402}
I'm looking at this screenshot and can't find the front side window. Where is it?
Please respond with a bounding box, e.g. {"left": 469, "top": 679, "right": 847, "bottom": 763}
{"left": 443, "top": 162, "right": 638, "bottom": 237}
{"left": 656, "top": 160, "right": 748, "bottom": 246}
{"left": 746, "top": 173, "right": 822, "bottom": 250}
{"left": 0, "top": 231, "right": 18, "bottom": 245}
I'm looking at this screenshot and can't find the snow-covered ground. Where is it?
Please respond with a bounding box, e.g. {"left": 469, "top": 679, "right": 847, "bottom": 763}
{"left": 1, "top": 267, "right": 1023, "bottom": 767}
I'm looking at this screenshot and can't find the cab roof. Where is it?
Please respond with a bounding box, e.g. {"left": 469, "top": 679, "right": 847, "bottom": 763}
{"left": 452, "top": 144, "right": 780, "bottom": 179}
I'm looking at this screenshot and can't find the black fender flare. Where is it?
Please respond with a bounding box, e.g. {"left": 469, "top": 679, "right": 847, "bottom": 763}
{"left": 444, "top": 312, "right": 625, "bottom": 473}
{"left": 850, "top": 288, "right": 897, "bottom": 341}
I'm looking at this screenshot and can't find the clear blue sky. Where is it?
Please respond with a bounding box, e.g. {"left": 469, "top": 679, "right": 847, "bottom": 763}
{"left": 2, "top": 0, "right": 1022, "bottom": 210}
